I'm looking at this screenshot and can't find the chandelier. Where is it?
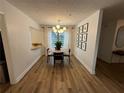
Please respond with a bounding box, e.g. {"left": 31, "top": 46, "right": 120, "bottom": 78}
{"left": 52, "top": 25, "right": 66, "bottom": 33}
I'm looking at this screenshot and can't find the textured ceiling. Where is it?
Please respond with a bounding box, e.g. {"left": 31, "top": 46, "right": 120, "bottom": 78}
{"left": 7, "top": 0, "right": 124, "bottom": 25}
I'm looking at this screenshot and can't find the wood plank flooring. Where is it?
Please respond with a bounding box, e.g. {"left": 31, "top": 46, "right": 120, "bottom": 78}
{"left": 0, "top": 56, "right": 124, "bottom": 93}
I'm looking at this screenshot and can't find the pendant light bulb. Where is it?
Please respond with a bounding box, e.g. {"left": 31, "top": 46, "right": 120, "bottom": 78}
{"left": 56, "top": 25, "right": 60, "bottom": 29}
{"left": 63, "top": 27, "right": 66, "bottom": 31}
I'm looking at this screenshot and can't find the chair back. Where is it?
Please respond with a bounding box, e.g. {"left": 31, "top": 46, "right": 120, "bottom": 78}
{"left": 47, "top": 48, "right": 49, "bottom": 56}
{"left": 69, "top": 49, "right": 71, "bottom": 55}
{"left": 54, "top": 52, "right": 64, "bottom": 60}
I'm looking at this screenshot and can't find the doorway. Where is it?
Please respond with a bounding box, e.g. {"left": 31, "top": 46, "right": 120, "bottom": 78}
{"left": 0, "top": 31, "right": 10, "bottom": 83}
{"left": 95, "top": 18, "right": 124, "bottom": 92}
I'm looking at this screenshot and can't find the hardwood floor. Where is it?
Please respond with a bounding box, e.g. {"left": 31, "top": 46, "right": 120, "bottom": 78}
{"left": 96, "top": 59, "right": 124, "bottom": 93}
{"left": 0, "top": 56, "right": 124, "bottom": 93}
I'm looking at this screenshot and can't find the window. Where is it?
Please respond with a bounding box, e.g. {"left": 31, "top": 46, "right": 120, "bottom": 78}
{"left": 51, "top": 32, "right": 65, "bottom": 48}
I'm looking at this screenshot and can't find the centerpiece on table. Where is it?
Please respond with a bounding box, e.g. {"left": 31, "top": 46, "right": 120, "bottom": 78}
{"left": 55, "top": 41, "right": 62, "bottom": 50}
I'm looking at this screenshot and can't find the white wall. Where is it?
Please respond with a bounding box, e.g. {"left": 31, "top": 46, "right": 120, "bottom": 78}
{"left": 73, "top": 10, "right": 103, "bottom": 74}
{"left": 0, "top": 0, "right": 4, "bottom": 13}
{"left": 0, "top": 0, "right": 44, "bottom": 84}
{"left": 98, "top": 20, "right": 117, "bottom": 63}
{"left": 0, "top": 13, "right": 15, "bottom": 84}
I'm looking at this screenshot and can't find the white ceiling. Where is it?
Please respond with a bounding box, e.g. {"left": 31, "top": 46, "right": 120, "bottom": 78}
{"left": 7, "top": 0, "right": 124, "bottom": 25}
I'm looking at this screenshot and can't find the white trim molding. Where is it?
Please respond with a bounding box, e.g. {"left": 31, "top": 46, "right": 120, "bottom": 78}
{"left": 12, "top": 55, "right": 41, "bottom": 84}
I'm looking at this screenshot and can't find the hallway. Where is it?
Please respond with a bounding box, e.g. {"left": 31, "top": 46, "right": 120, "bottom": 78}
{"left": 1, "top": 56, "right": 124, "bottom": 93}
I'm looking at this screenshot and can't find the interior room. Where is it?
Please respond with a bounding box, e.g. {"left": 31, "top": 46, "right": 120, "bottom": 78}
{"left": 96, "top": 7, "right": 124, "bottom": 92}
{"left": 0, "top": 0, "right": 124, "bottom": 93}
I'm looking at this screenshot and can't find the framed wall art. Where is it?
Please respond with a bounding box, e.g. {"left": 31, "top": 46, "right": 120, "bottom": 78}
{"left": 77, "top": 23, "right": 89, "bottom": 50}
{"left": 83, "top": 23, "right": 88, "bottom": 32}
{"left": 76, "top": 34, "right": 79, "bottom": 39}
{"left": 78, "top": 28, "right": 80, "bottom": 33}
{"left": 82, "top": 33, "right": 87, "bottom": 42}
{"left": 79, "top": 34, "right": 83, "bottom": 41}
{"left": 79, "top": 42, "right": 82, "bottom": 49}
{"left": 82, "top": 42, "right": 87, "bottom": 51}
{"left": 79, "top": 26, "right": 83, "bottom": 33}
{"left": 76, "top": 34, "right": 79, "bottom": 47}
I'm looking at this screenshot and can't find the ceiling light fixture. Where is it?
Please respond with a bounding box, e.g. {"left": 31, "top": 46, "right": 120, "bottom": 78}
{"left": 52, "top": 20, "right": 66, "bottom": 33}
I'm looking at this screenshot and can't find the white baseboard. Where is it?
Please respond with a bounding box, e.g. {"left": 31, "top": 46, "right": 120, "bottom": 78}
{"left": 11, "top": 55, "right": 41, "bottom": 84}
{"left": 74, "top": 54, "right": 95, "bottom": 75}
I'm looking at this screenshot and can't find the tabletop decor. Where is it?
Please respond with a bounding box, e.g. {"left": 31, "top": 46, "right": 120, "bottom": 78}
{"left": 55, "top": 41, "right": 62, "bottom": 50}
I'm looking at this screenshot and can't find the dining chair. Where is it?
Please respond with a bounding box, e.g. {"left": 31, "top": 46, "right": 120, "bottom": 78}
{"left": 64, "top": 49, "right": 71, "bottom": 63}
{"left": 47, "top": 48, "right": 53, "bottom": 63}
{"left": 53, "top": 52, "right": 64, "bottom": 66}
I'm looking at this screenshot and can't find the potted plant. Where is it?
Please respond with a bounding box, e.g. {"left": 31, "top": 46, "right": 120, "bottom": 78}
{"left": 55, "top": 41, "right": 62, "bottom": 50}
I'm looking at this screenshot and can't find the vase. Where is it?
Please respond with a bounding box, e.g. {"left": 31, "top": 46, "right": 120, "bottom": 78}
{"left": 55, "top": 47, "right": 61, "bottom": 50}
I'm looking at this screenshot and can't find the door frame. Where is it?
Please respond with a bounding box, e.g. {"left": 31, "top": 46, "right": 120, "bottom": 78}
{"left": 0, "top": 13, "right": 15, "bottom": 84}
